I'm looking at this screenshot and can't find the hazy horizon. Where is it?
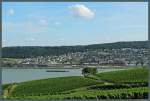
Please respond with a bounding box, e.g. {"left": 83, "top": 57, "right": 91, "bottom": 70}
{"left": 2, "top": 40, "right": 148, "bottom": 47}
{"left": 2, "top": 2, "right": 148, "bottom": 47}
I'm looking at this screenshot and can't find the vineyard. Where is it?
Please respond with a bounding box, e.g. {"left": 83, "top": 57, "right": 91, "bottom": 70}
{"left": 14, "top": 87, "right": 148, "bottom": 99}
{"left": 10, "top": 76, "right": 99, "bottom": 97}
{"left": 2, "top": 67, "right": 148, "bottom": 99}
{"left": 96, "top": 67, "right": 148, "bottom": 84}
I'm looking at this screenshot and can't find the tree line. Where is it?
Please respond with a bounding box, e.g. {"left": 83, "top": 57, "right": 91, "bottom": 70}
{"left": 2, "top": 41, "right": 148, "bottom": 58}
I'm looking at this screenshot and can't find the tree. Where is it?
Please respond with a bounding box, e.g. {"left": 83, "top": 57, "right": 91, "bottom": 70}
{"left": 136, "top": 61, "right": 139, "bottom": 66}
{"left": 140, "top": 61, "right": 144, "bottom": 66}
{"left": 82, "top": 67, "right": 98, "bottom": 77}
{"left": 113, "top": 60, "right": 125, "bottom": 66}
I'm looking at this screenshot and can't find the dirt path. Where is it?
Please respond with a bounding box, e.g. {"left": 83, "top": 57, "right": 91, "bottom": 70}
{"left": 86, "top": 75, "right": 105, "bottom": 82}
{"left": 86, "top": 75, "right": 114, "bottom": 86}
{"left": 3, "top": 84, "right": 17, "bottom": 99}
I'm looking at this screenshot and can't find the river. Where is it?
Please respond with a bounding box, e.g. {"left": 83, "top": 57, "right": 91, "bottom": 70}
{"left": 2, "top": 68, "right": 124, "bottom": 84}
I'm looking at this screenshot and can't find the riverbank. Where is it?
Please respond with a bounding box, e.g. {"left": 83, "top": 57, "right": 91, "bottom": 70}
{"left": 2, "top": 67, "right": 148, "bottom": 99}
{"left": 2, "top": 68, "right": 126, "bottom": 84}
{"left": 2, "top": 65, "right": 139, "bottom": 69}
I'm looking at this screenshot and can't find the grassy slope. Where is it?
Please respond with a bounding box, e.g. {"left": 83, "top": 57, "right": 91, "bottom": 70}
{"left": 17, "top": 87, "right": 148, "bottom": 99}
{"left": 10, "top": 76, "right": 99, "bottom": 97}
{"left": 3, "top": 67, "right": 148, "bottom": 99}
{"left": 96, "top": 67, "right": 148, "bottom": 83}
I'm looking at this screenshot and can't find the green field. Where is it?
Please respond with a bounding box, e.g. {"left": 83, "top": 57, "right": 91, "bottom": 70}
{"left": 10, "top": 76, "right": 99, "bottom": 96}
{"left": 96, "top": 67, "right": 148, "bottom": 84}
{"left": 16, "top": 87, "right": 147, "bottom": 99}
{"left": 3, "top": 67, "right": 148, "bottom": 99}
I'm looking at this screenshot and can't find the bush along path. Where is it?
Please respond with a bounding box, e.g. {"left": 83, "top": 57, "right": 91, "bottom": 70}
{"left": 3, "top": 84, "right": 18, "bottom": 99}
{"left": 85, "top": 74, "right": 113, "bottom": 85}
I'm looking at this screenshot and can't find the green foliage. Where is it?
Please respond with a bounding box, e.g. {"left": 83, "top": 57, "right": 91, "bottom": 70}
{"left": 10, "top": 76, "right": 98, "bottom": 97}
{"left": 2, "top": 84, "right": 11, "bottom": 90}
{"left": 88, "top": 83, "right": 147, "bottom": 90}
{"left": 96, "top": 68, "right": 148, "bottom": 84}
{"left": 9, "top": 87, "right": 148, "bottom": 99}
{"left": 82, "top": 67, "right": 98, "bottom": 76}
{"left": 2, "top": 41, "right": 148, "bottom": 58}
{"left": 3, "top": 67, "right": 148, "bottom": 99}
{"left": 64, "top": 87, "right": 148, "bottom": 99}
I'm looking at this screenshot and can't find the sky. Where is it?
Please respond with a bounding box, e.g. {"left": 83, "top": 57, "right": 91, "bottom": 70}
{"left": 2, "top": 2, "right": 148, "bottom": 47}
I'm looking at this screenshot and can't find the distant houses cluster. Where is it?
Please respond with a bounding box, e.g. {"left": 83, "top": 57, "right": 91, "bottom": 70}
{"left": 2, "top": 48, "right": 148, "bottom": 67}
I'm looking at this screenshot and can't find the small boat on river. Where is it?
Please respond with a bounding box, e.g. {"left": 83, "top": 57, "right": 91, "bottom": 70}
{"left": 46, "top": 70, "right": 69, "bottom": 72}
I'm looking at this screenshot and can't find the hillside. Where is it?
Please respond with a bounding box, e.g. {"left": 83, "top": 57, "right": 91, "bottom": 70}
{"left": 2, "top": 41, "right": 148, "bottom": 58}
{"left": 3, "top": 67, "right": 148, "bottom": 99}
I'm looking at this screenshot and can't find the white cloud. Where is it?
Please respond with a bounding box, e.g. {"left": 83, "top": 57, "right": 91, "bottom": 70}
{"left": 54, "top": 22, "right": 61, "bottom": 26}
{"left": 69, "top": 4, "right": 95, "bottom": 19}
{"left": 8, "top": 8, "right": 14, "bottom": 16}
{"left": 39, "top": 19, "right": 49, "bottom": 26}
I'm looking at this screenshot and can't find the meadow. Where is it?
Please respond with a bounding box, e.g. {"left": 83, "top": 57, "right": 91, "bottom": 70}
{"left": 3, "top": 67, "right": 148, "bottom": 99}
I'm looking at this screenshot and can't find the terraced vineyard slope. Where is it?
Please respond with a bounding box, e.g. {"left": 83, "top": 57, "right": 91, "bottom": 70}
{"left": 3, "top": 67, "right": 148, "bottom": 99}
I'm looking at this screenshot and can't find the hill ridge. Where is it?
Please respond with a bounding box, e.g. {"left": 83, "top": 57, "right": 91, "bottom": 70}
{"left": 2, "top": 40, "right": 148, "bottom": 58}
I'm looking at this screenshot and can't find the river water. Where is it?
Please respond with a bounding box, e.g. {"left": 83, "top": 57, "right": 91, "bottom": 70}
{"left": 2, "top": 68, "right": 124, "bottom": 84}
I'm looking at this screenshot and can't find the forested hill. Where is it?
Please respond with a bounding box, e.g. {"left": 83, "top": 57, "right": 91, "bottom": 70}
{"left": 2, "top": 41, "right": 148, "bottom": 58}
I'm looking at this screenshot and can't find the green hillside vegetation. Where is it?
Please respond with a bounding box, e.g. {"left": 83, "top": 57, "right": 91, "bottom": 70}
{"left": 3, "top": 67, "right": 148, "bottom": 99}
{"left": 2, "top": 84, "right": 11, "bottom": 90}
{"left": 19, "top": 87, "right": 148, "bottom": 99}
{"left": 2, "top": 41, "right": 148, "bottom": 58}
{"left": 7, "top": 76, "right": 99, "bottom": 97}
{"left": 96, "top": 67, "right": 148, "bottom": 84}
